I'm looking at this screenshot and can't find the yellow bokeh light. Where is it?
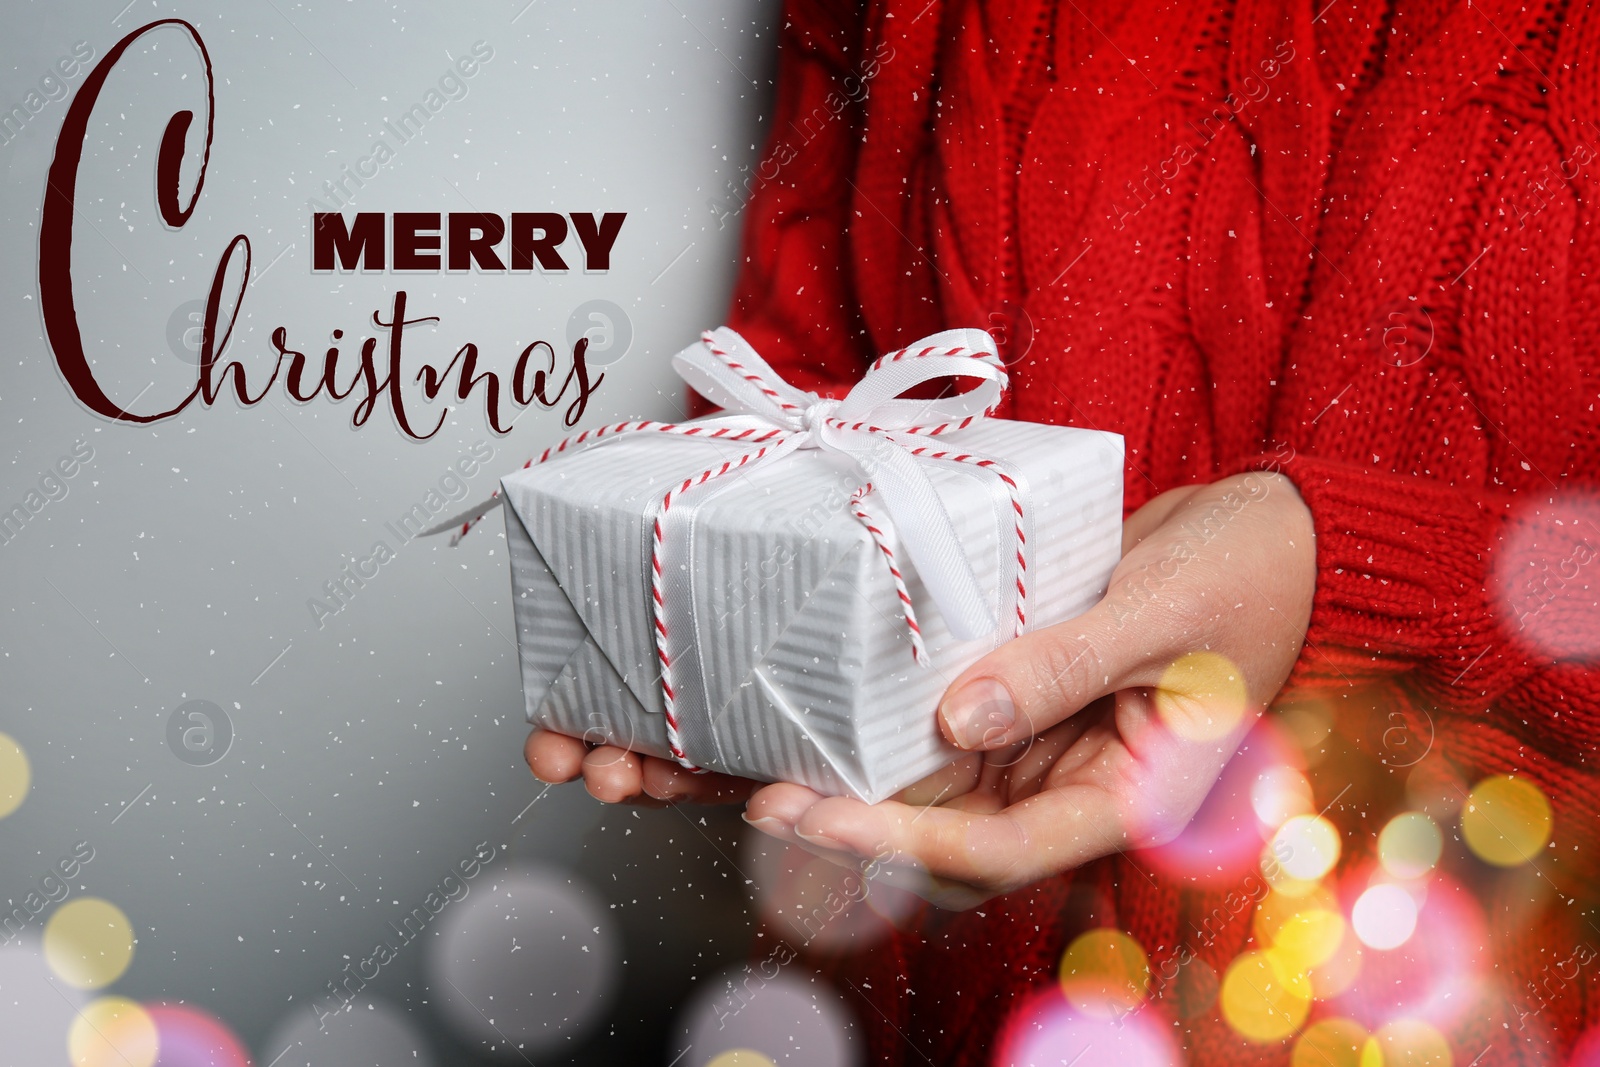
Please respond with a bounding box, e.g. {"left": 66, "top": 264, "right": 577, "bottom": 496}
{"left": 1155, "top": 652, "right": 1250, "bottom": 741}
{"left": 1292, "top": 1017, "right": 1369, "bottom": 1067}
{"left": 1254, "top": 886, "right": 1345, "bottom": 971}
{"left": 1371, "top": 1017, "right": 1453, "bottom": 1067}
{"left": 1220, "top": 949, "right": 1312, "bottom": 1043}
{"left": 1269, "top": 815, "right": 1341, "bottom": 883}
{"left": 1461, "top": 775, "right": 1552, "bottom": 867}
{"left": 0, "top": 732, "right": 31, "bottom": 820}
{"left": 1059, "top": 928, "right": 1150, "bottom": 1016}
{"left": 69, "top": 996, "right": 157, "bottom": 1067}
{"left": 1305, "top": 918, "right": 1365, "bottom": 999}
{"left": 706, "top": 1052, "right": 778, "bottom": 1067}
{"left": 44, "top": 899, "right": 135, "bottom": 989}
{"left": 1379, "top": 812, "right": 1443, "bottom": 880}
{"left": 1278, "top": 701, "right": 1334, "bottom": 754}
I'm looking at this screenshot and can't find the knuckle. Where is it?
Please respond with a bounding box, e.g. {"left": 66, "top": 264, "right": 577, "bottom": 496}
{"left": 1018, "top": 633, "right": 1098, "bottom": 708}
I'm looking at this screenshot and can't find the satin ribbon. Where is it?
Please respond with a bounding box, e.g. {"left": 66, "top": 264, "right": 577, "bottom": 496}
{"left": 674, "top": 326, "right": 1009, "bottom": 641}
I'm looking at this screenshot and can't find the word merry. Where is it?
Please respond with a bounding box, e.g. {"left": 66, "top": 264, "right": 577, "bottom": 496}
{"left": 1, "top": 841, "right": 96, "bottom": 944}
{"left": 1, "top": 439, "right": 95, "bottom": 547}
{"left": 312, "top": 211, "right": 625, "bottom": 272}
{"left": 309, "top": 840, "right": 497, "bottom": 1028}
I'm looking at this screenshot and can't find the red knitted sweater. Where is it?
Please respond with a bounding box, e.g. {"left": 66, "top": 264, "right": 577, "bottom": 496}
{"left": 723, "top": 1, "right": 1600, "bottom": 1064}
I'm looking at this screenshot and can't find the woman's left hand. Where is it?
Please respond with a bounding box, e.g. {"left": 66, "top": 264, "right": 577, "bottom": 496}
{"left": 742, "top": 470, "right": 1318, "bottom": 908}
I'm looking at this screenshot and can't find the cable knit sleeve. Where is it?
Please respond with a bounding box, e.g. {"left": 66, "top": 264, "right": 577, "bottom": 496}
{"left": 1225, "top": 455, "right": 1505, "bottom": 698}
{"left": 1223, "top": 447, "right": 1600, "bottom": 771}
{"left": 716, "top": 0, "right": 875, "bottom": 402}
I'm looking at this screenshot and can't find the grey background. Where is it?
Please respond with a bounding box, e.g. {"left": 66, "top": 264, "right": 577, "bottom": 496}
{"left": 0, "top": 2, "right": 863, "bottom": 1063}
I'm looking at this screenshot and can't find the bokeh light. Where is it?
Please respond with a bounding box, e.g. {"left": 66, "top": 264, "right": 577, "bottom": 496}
{"left": 0, "top": 731, "right": 30, "bottom": 819}
{"left": 1489, "top": 493, "right": 1600, "bottom": 660}
{"left": 146, "top": 1003, "right": 251, "bottom": 1067}
{"left": 44, "top": 898, "right": 135, "bottom": 989}
{"left": 1254, "top": 885, "right": 1345, "bottom": 971}
{"left": 1277, "top": 701, "right": 1334, "bottom": 759}
{"left": 1220, "top": 949, "right": 1312, "bottom": 1042}
{"left": 427, "top": 865, "right": 618, "bottom": 1057}
{"left": 1142, "top": 717, "right": 1302, "bottom": 886}
{"left": 264, "top": 996, "right": 434, "bottom": 1066}
{"left": 740, "top": 833, "right": 912, "bottom": 952}
{"left": 1305, "top": 916, "right": 1366, "bottom": 999}
{"left": 1378, "top": 812, "right": 1443, "bottom": 880}
{"left": 994, "top": 986, "right": 1180, "bottom": 1067}
{"left": 706, "top": 1053, "right": 778, "bottom": 1067}
{"left": 1460, "top": 775, "right": 1552, "bottom": 867}
{"left": 1155, "top": 651, "right": 1251, "bottom": 741}
{"left": 1270, "top": 815, "right": 1341, "bottom": 882}
{"left": 674, "top": 965, "right": 856, "bottom": 1067}
{"left": 1251, "top": 765, "right": 1314, "bottom": 828}
{"left": 69, "top": 996, "right": 158, "bottom": 1067}
{"left": 1291, "top": 1016, "right": 1369, "bottom": 1067}
{"left": 1333, "top": 873, "right": 1486, "bottom": 1031}
{"left": 1352, "top": 884, "right": 1419, "bottom": 950}
{"left": 1058, "top": 928, "right": 1150, "bottom": 1016}
{"left": 0, "top": 934, "right": 89, "bottom": 1064}
{"left": 1370, "top": 1017, "right": 1453, "bottom": 1066}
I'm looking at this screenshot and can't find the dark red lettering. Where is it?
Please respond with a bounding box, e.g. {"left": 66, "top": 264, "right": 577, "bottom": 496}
{"left": 447, "top": 213, "right": 506, "bottom": 271}
{"left": 314, "top": 213, "right": 385, "bottom": 270}
{"left": 509, "top": 212, "right": 568, "bottom": 270}
{"left": 393, "top": 213, "right": 441, "bottom": 270}
{"left": 570, "top": 212, "right": 625, "bottom": 270}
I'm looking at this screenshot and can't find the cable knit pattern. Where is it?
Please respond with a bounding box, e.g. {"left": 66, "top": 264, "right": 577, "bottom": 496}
{"left": 724, "top": 1, "right": 1600, "bottom": 1063}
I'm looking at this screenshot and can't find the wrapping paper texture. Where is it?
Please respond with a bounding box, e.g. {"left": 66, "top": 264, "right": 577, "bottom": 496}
{"left": 503, "top": 418, "right": 1124, "bottom": 803}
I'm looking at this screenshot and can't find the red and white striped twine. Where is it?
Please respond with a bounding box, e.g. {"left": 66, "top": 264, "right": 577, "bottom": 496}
{"left": 848, "top": 484, "right": 929, "bottom": 667}
{"left": 650, "top": 442, "right": 784, "bottom": 770}
{"left": 453, "top": 421, "right": 785, "bottom": 541}
{"left": 901, "top": 445, "right": 1029, "bottom": 638}
{"left": 700, "top": 331, "right": 803, "bottom": 416}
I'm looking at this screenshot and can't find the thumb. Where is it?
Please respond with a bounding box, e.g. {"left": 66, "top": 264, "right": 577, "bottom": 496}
{"left": 936, "top": 597, "right": 1162, "bottom": 750}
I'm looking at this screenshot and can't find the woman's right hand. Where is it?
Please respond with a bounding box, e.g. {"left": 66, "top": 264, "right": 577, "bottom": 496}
{"left": 524, "top": 727, "right": 758, "bottom": 806}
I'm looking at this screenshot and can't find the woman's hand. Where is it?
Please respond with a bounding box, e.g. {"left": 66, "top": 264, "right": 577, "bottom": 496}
{"left": 525, "top": 469, "right": 1315, "bottom": 907}
{"left": 523, "top": 727, "right": 757, "bottom": 807}
{"left": 742, "top": 469, "right": 1316, "bottom": 907}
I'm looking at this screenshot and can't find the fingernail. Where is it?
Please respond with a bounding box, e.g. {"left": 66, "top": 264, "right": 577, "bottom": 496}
{"left": 940, "top": 678, "right": 1016, "bottom": 749}
{"left": 741, "top": 813, "right": 792, "bottom": 837}
{"left": 795, "top": 829, "right": 848, "bottom": 852}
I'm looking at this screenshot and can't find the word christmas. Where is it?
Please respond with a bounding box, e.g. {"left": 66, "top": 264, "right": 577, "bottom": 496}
{"left": 39, "top": 20, "right": 613, "bottom": 441}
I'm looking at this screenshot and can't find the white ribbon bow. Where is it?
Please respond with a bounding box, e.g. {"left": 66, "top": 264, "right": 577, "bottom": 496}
{"left": 677, "top": 326, "right": 1010, "bottom": 641}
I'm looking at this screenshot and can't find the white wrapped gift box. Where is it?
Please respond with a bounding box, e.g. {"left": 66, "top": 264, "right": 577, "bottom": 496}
{"left": 496, "top": 328, "right": 1124, "bottom": 804}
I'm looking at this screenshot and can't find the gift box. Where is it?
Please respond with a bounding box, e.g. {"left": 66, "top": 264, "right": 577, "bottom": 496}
{"left": 495, "top": 328, "right": 1123, "bottom": 803}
